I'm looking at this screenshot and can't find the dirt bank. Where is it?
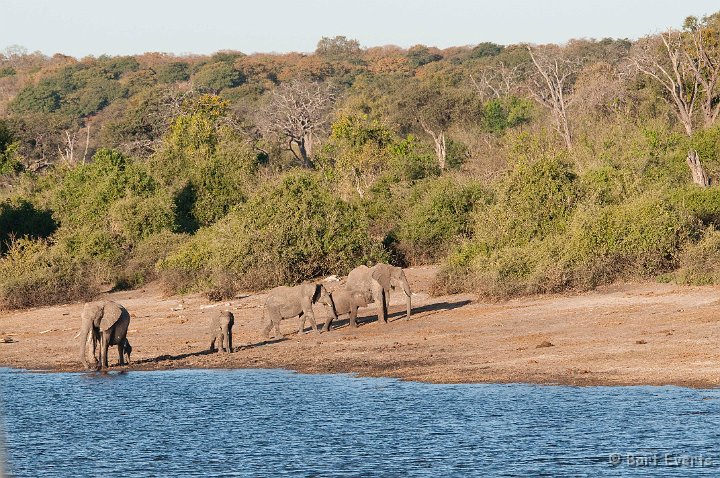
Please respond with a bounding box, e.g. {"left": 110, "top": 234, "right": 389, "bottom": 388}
{"left": 2, "top": 266, "right": 720, "bottom": 387}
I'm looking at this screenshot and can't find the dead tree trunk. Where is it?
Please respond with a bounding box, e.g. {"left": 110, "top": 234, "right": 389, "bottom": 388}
{"left": 419, "top": 119, "right": 447, "bottom": 170}
{"left": 687, "top": 149, "right": 710, "bottom": 187}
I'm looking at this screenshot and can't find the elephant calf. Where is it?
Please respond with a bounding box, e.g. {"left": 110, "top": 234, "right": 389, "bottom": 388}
{"left": 322, "top": 287, "right": 368, "bottom": 332}
{"left": 209, "top": 311, "right": 234, "bottom": 353}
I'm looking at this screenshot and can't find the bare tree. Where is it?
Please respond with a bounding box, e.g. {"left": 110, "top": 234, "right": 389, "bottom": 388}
{"left": 526, "top": 45, "right": 584, "bottom": 150}
{"left": 262, "top": 80, "right": 336, "bottom": 168}
{"left": 631, "top": 33, "right": 697, "bottom": 136}
{"left": 58, "top": 130, "right": 78, "bottom": 164}
{"left": 469, "top": 62, "right": 520, "bottom": 102}
{"left": 630, "top": 20, "right": 720, "bottom": 187}
{"left": 684, "top": 16, "right": 720, "bottom": 128}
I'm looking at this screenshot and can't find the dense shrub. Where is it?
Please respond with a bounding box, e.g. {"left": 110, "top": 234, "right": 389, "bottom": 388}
{"left": 674, "top": 227, "right": 720, "bottom": 286}
{"left": 396, "top": 178, "right": 486, "bottom": 264}
{"left": 435, "top": 193, "right": 694, "bottom": 298}
{"left": 0, "top": 238, "right": 97, "bottom": 309}
{"left": 160, "top": 171, "right": 386, "bottom": 293}
{"left": 474, "top": 155, "right": 578, "bottom": 248}
{"left": 114, "top": 231, "right": 187, "bottom": 290}
{"left": 0, "top": 198, "right": 57, "bottom": 254}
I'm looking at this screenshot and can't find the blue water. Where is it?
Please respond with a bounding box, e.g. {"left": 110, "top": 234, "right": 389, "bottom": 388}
{"left": 1, "top": 369, "right": 720, "bottom": 477}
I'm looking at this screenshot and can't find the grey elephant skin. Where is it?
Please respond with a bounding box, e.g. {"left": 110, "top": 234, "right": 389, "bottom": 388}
{"left": 346, "top": 263, "right": 412, "bottom": 324}
{"left": 209, "top": 310, "right": 234, "bottom": 353}
{"left": 262, "top": 283, "right": 331, "bottom": 338}
{"left": 78, "top": 301, "right": 131, "bottom": 369}
{"left": 322, "top": 287, "right": 368, "bottom": 331}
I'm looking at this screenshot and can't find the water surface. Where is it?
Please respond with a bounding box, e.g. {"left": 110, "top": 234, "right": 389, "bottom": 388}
{"left": 2, "top": 368, "right": 720, "bottom": 476}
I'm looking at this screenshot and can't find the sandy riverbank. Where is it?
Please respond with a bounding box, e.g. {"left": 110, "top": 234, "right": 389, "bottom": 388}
{"left": 2, "top": 266, "right": 720, "bottom": 387}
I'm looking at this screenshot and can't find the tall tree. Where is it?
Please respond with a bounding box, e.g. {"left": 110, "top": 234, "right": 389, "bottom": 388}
{"left": 526, "top": 45, "right": 584, "bottom": 150}
{"left": 262, "top": 80, "right": 336, "bottom": 168}
{"left": 631, "top": 16, "right": 720, "bottom": 187}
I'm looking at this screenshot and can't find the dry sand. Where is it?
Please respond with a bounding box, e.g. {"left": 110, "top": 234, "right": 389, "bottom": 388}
{"left": 2, "top": 266, "right": 720, "bottom": 387}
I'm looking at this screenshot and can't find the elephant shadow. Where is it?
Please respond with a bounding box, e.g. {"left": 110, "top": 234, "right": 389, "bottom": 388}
{"left": 323, "top": 299, "right": 472, "bottom": 330}
{"left": 134, "top": 349, "right": 216, "bottom": 365}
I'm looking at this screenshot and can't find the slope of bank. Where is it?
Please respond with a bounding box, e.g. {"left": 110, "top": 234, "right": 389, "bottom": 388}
{"left": 1, "top": 266, "right": 720, "bottom": 387}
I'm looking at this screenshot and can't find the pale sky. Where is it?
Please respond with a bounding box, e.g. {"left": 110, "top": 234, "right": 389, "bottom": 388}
{"left": 2, "top": 0, "right": 719, "bottom": 58}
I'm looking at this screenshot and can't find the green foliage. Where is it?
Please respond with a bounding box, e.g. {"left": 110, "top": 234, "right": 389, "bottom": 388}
{"left": 0, "top": 121, "right": 23, "bottom": 175}
{"left": 151, "top": 95, "right": 258, "bottom": 229}
{"left": 316, "top": 36, "right": 362, "bottom": 59}
{"left": 406, "top": 46, "right": 442, "bottom": 68}
{"left": 160, "top": 171, "right": 386, "bottom": 293}
{"left": 481, "top": 96, "right": 533, "bottom": 133}
{"left": 114, "top": 231, "right": 187, "bottom": 290}
{"left": 51, "top": 148, "right": 160, "bottom": 232}
{"left": 192, "top": 62, "right": 244, "bottom": 92}
{"left": 675, "top": 227, "right": 720, "bottom": 285}
{"left": 469, "top": 42, "right": 504, "bottom": 59}
{"left": 475, "top": 155, "right": 579, "bottom": 247}
{"left": 0, "top": 238, "right": 97, "bottom": 309}
{"left": 437, "top": 194, "right": 693, "bottom": 298}
{"left": 396, "top": 178, "right": 487, "bottom": 264}
{"left": 157, "top": 62, "right": 191, "bottom": 83}
{"left": 0, "top": 198, "right": 57, "bottom": 254}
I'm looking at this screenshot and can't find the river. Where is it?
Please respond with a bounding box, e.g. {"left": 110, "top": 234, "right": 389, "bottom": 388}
{"left": 1, "top": 368, "right": 720, "bottom": 476}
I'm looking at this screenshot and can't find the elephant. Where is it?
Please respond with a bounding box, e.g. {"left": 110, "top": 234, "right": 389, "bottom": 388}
{"left": 345, "top": 263, "right": 412, "bottom": 325}
{"left": 78, "top": 301, "right": 131, "bottom": 369}
{"left": 262, "top": 283, "right": 331, "bottom": 338}
{"left": 209, "top": 310, "right": 234, "bottom": 353}
{"left": 322, "top": 287, "right": 368, "bottom": 331}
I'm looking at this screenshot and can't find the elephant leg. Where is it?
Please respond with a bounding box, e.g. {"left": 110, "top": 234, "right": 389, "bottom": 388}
{"left": 350, "top": 308, "right": 358, "bottom": 328}
{"left": 117, "top": 343, "right": 124, "bottom": 366}
{"left": 210, "top": 335, "right": 217, "bottom": 352}
{"left": 227, "top": 330, "right": 233, "bottom": 353}
{"left": 322, "top": 314, "right": 333, "bottom": 332}
{"left": 273, "top": 318, "right": 282, "bottom": 338}
{"left": 101, "top": 333, "right": 110, "bottom": 368}
{"left": 306, "top": 311, "right": 319, "bottom": 335}
{"left": 297, "top": 311, "right": 306, "bottom": 335}
{"left": 371, "top": 282, "right": 387, "bottom": 324}
{"left": 264, "top": 308, "right": 282, "bottom": 339}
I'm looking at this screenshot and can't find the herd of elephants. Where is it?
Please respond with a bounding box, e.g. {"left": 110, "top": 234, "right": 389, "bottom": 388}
{"left": 78, "top": 263, "right": 413, "bottom": 369}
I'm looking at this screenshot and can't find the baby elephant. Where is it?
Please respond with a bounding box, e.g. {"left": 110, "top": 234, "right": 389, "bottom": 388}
{"left": 323, "top": 287, "right": 369, "bottom": 332}
{"left": 119, "top": 338, "right": 132, "bottom": 364}
{"left": 209, "top": 311, "right": 234, "bottom": 353}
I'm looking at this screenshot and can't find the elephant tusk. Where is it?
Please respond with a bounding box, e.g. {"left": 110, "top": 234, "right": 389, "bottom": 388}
{"left": 73, "top": 331, "right": 81, "bottom": 338}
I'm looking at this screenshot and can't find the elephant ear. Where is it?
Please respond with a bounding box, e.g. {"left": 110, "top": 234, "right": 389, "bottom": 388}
{"left": 371, "top": 266, "right": 392, "bottom": 291}
{"left": 99, "top": 302, "right": 124, "bottom": 332}
{"left": 311, "top": 284, "right": 322, "bottom": 304}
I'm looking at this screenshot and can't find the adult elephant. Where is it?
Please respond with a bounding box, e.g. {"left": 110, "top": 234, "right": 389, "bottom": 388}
{"left": 78, "top": 301, "right": 131, "bottom": 369}
{"left": 346, "top": 263, "right": 411, "bottom": 325}
{"left": 262, "top": 283, "right": 333, "bottom": 338}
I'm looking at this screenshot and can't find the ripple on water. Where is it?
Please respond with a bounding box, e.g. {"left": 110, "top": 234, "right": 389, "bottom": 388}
{"left": 1, "top": 368, "right": 720, "bottom": 477}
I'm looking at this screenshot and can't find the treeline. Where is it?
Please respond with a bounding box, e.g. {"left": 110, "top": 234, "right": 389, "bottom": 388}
{"left": 1, "top": 14, "right": 720, "bottom": 308}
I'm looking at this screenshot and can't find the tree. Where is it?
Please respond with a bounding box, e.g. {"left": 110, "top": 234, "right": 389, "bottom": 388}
{"left": 631, "top": 16, "right": 720, "bottom": 187}
{"left": 262, "top": 80, "right": 336, "bottom": 168}
{"left": 315, "top": 36, "right": 362, "bottom": 60}
{"left": 526, "top": 44, "right": 584, "bottom": 150}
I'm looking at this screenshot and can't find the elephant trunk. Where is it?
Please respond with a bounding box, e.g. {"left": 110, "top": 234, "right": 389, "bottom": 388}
{"left": 398, "top": 271, "right": 412, "bottom": 319}
{"left": 78, "top": 324, "right": 92, "bottom": 369}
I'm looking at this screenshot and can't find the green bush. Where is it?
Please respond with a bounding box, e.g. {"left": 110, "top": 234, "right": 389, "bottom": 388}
{"left": 435, "top": 193, "right": 694, "bottom": 298}
{"left": 114, "top": 231, "right": 187, "bottom": 290}
{"left": 396, "top": 177, "right": 486, "bottom": 264}
{"left": 0, "top": 238, "right": 98, "bottom": 309}
{"left": 160, "top": 171, "right": 386, "bottom": 293}
{"left": 675, "top": 227, "right": 720, "bottom": 285}
{"left": 474, "top": 155, "right": 578, "bottom": 247}
{"left": 0, "top": 198, "right": 56, "bottom": 254}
